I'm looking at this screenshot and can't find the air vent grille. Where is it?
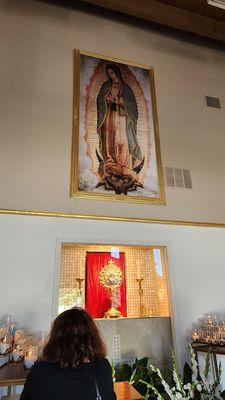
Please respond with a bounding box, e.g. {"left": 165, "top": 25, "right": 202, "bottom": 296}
{"left": 112, "top": 334, "right": 121, "bottom": 364}
{"left": 205, "top": 96, "right": 221, "bottom": 109}
{"left": 165, "top": 167, "right": 193, "bottom": 189}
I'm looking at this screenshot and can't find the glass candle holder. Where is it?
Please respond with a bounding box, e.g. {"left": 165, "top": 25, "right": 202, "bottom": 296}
{"left": 24, "top": 346, "right": 38, "bottom": 370}
{"left": 0, "top": 326, "right": 7, "bottom": 342}
{"left": 192, "top": 330, "right": 199, "bottom": 342}
{"left": 0, "top": 336, "right": 11, "bottom": 355}
{"left": 11, "top": 344, "right": 22, "bottom": 363}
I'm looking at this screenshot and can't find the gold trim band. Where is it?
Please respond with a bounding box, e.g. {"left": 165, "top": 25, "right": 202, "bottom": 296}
{"left": 0, "top": 208, "right": 225, "bottom": 228}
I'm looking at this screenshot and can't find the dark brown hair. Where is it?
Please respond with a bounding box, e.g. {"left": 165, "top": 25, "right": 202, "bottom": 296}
{"left": 42, "top": 308, "right": 106, "bottom": 368}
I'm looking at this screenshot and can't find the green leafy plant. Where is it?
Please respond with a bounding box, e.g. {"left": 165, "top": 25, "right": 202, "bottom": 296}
{"left": 112, "top": 357, "right": 165, "bottom": 398}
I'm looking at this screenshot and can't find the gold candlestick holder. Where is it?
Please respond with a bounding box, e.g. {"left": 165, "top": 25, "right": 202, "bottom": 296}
{"left": 76, "top": 278, "right": 84, "bottom": 290}
{"left": 76, "top": 278, "right": 84, "bottom": 298}
{"left": 136, "top": 278, "right": 145, "bottom": 317}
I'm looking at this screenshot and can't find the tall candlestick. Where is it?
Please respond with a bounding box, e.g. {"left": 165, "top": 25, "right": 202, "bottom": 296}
{"left": 76, "top": 278, "right": 84, "bottom": 291}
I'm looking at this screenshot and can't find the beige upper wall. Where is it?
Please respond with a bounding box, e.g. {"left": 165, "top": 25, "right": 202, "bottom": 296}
{"left": 0, "top": 0, "right": 225, "bottom": 223}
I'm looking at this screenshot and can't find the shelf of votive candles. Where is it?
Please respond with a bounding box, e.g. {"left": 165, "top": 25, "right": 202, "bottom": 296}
{"left": 192, "top": 331, "right": 225, "bottom": 346}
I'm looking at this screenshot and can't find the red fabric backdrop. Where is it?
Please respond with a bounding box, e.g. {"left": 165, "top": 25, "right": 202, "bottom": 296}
{"left": 85, "top": 252, "right": 127, "bottom": 318}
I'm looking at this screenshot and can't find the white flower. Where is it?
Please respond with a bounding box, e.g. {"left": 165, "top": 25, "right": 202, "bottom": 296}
{"left": 184, "top": 383, "right": 192, "bottom": 390}
{"left": 150, "top": 365, "right": 174, "bottom": 397}
{"left": 175, "top": 393, "right": 182, "bottom": 399}
{"left": 196, "top": 383, "right": 202, "bottom": 392}
{"left": 173, "top": 370, "right": 181, "bottom": 391}
{"left": 189, "top": 344, "right": 198, "bottom": 383}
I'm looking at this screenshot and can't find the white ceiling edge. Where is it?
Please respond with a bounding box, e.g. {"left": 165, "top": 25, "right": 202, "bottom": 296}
{"left": 207, "top": 0, "right": 225, "bottom": 9}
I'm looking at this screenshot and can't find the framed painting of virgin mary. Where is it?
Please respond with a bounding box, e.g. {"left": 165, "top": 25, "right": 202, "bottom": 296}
{"left": 70, "top": 49, "right": 165, "bottom": 205}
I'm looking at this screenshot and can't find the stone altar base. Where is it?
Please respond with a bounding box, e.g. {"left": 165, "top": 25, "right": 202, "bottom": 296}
{"left": 97, "top": 316, "right": 172, "bottom": 371}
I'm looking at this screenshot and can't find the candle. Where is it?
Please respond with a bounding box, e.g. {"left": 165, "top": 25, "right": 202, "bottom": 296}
{"left": 192, "top": 330, "right": 199, "bottom": 342}
{"left": 24, "top": 346, "right": 38, "bottom": 369}
{"left": 24, "top": 355, "right": 37, "bottom": 369}
{"left": 0, "top": 326, "right": 7, "bottom": 341}
{"left": 0, "top": 338, "right": 10, "bottom": 355}
{"left": 11, "top": 350, "right": 21, "bottom": 362}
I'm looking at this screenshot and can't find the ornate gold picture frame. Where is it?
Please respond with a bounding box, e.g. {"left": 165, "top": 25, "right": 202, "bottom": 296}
{"left": 70, "top": 49, "right": 165, "bottom": 205}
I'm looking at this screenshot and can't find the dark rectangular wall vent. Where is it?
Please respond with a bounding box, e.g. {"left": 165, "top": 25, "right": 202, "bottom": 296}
{"left": 165, "top": 167, "right": 193, "bottom": 189}
{"left": 205, "top": 96, "right": 221, "bottom": 109}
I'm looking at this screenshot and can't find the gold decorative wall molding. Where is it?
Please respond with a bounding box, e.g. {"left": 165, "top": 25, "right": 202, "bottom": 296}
{"left": 0, "top": 208, "right": 225, "bottom": 228}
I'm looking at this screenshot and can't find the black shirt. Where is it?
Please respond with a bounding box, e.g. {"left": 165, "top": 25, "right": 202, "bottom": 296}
{"left": 20, "top": 358, "right": 117, "bottom": 400}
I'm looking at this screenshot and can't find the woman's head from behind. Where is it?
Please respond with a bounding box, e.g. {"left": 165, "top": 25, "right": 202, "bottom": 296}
{"left": 42, "top": 308, "right": 106, "bottom": 368}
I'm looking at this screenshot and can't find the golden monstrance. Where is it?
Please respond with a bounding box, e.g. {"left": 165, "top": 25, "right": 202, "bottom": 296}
{"left": 99, "top": 259, "right": 123, "bottom": 318}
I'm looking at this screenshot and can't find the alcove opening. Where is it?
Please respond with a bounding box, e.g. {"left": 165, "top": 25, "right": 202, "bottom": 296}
{"left": 58, "top": 243, "right": 171, "bottom": 320}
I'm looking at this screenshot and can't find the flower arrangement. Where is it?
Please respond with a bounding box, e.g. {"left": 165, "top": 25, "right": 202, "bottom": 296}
{"left": 140, "top": 344, "right": 225, "bottom": 400}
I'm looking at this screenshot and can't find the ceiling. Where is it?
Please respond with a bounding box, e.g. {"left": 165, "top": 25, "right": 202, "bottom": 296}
{"left": 157, "top": 0, "right": 225, "bottom": 22}
{"left": 41, "top": 0, "right": 225, "bottom": 43}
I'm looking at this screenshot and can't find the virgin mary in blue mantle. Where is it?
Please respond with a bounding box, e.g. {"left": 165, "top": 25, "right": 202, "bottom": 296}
{"left": 96, "top": 63, "right": 143, "bottom": 194}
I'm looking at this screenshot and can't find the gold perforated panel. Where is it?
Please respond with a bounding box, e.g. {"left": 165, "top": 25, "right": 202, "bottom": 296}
{"left": 59, "top": 244, "right": 170, "bottom": 318}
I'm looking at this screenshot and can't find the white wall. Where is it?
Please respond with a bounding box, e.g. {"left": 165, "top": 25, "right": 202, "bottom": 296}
{"left": 1, "top": 213, "right": 225, "bottom": 369}
{"left": 0, "top": 0, "right": 225, "bottom": 223}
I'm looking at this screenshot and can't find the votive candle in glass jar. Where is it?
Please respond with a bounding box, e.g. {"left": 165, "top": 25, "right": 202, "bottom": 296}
{"left": 11, "top": 345, "right": 22, "bottom": 362}
{"left": 0, "top": 337, "right": 10, "bottom": 355}
{"left": 24, "top": 346, "right": 38, "bottom": 370}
